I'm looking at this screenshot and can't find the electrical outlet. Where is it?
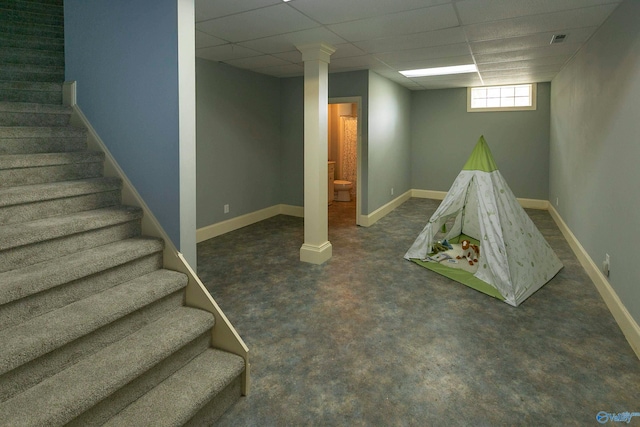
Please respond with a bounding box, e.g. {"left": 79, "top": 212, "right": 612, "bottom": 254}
{"left": 391, "top": 188, "right": 394, "bottom": 196}
{"left": 602, "top": 253, "right": 610, "bottom": 277}
{"left": 224, "top": 204, "right": 229, "bottom": 214}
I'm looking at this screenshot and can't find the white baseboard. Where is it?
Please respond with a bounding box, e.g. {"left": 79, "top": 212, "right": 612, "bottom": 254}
{"left": 411, "top": 189, "right": 447, "bottom": 200}
{"left": 359, "top": 190, "right": 412, "bottom": 227}
{"left": 197, "top": 204, "right": 303, "bottom": 242}
{"left": 549, "top": 205, "right": 640, "bottom": 360}
{"left": 411, "top": 189, "right": 549, "bottom": 210}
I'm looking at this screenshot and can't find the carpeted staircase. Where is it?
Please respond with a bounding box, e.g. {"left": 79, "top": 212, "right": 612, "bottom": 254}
{"left": 0, "top": 1, "right": 245, "bottom": 425}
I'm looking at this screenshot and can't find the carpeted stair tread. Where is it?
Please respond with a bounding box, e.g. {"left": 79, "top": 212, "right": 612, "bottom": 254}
{"left": 0, "top": 80, "right": 62, "bottom": 92}
{"left": 104, "top": 349, "right": 245, "bottom": 427}
{"left": 0, "top": 269, "right": 188, "bottom": 376}
{"left": 0, "top": 6, "right": 64, "bottom": 26}
{"left": 0, "top": 21, "right": 63, "bottom": 39}
{"left": 0, "top": 307, "right": 215, "bottom": 427}
{"left": 0, "top": 46, "right": 64, "bottom": 67}
{"left": 0, "top": 177, "right": 120, "bottom": 208}
{"left": 0, "top": 103, "right": 71, "bottom": 126}
{"left": 0, "top": 236, "right": 164, "bottom": 306}
{"left": 0, "top": 1, "right": 63, "bottom": 18}
{"left": 0, "top": 32, "right": 64, "bottom": 52}
{"left": 0, "top": 205, "right": 142, "bottom": 250}
{"left": 0, "top": 64, "right": 64, "bottom": 83}
{"left": 0, "top": 125, "right": 86, "bottom": 139}
{"left": 0, "top": 81, "right": 63, "bottom": 105}
{"left": 0, "top": 101, "right": 71, "bottom": 114}
{"left": 0, "top": 150, "right": 103, "bottom": 169}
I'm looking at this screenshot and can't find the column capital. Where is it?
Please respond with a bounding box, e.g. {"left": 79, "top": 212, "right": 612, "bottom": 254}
{"left": 296, "top": 43, "right": 336, "bottom": 63}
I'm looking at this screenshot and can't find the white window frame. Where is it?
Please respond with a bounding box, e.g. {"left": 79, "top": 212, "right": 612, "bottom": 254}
{"left": 467, "top": 83, "right": 537, "bottom": 112}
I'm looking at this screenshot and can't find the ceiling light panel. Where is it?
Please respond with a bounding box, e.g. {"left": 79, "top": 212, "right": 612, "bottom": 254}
{"left": 400, "top": 64, "right": 478, "bottom": 78}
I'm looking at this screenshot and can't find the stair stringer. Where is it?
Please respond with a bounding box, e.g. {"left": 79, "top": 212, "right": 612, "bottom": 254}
{"left": 63, "top": 81, "right": 251, "bottom": 395}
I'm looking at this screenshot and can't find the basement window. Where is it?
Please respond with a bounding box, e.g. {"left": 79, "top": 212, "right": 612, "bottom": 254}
{"left": 467, "top": 83, "right": 536, "bottom": 112}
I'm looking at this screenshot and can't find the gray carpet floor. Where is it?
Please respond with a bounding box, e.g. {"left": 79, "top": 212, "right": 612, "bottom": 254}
{"left": 197, "top": 198, "right": 640, "bottom": 426}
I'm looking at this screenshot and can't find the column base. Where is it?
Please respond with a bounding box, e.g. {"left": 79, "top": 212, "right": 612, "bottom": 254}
{"left": 300, "top": 241, "right": 332, "bottom": 264}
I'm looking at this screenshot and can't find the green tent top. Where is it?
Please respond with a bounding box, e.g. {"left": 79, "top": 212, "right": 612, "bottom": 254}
{"left": 462, "top": 135, "right": 498, "bottom": 172}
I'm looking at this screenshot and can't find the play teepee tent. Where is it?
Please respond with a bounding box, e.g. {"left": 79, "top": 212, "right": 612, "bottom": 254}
{"left": 405, "top": 136, "right": 562, "bottom": 307}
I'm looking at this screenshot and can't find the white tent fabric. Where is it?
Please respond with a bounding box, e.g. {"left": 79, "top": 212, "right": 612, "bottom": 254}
{"left": 405, "top": 138, "right": 562, "bottom": 307}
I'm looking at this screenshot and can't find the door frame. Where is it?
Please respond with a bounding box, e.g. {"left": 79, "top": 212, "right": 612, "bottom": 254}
{"left": 328, "top": 96, "right": 362, "bottom": 226}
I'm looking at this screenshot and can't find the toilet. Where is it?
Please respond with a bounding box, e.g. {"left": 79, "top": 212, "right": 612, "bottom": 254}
{"left": 334, "top": 180, "right": 353, "bottom": 202}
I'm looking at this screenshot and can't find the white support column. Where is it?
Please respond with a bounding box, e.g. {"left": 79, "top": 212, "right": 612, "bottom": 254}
{"left": 296, "top": 43, "right": 335, "bottom": 264}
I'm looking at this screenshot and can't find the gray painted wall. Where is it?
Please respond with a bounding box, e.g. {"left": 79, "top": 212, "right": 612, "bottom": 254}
{"left": 279, "top": 70, "right": 414, "bottom": 217}
{"left": 280, "top": 71, "right": 372, "bottom": 212}
{"left": 368, "top": 71, "right": 412, "bottom": 213}
{"left": 550, "top": 0, "right": 640, "bottom": 325}
{"left": 279, "top": 77, "right": 304, "bottom": 207}
{"left": 410, "top": 84, "right": 551, "bottom": 199}
{"left": 64, "top": 0, "right": 196, "bottom": 263}
{"left": 196, "top": 59, "right": 282, "bottom": 227}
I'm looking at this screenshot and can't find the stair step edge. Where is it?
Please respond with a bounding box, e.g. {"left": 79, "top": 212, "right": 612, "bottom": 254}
{"left": 0, "top": 151, "right": 104, "bottom": 169}
{"left": 0, "top": 102, "right": 71, "bottom": 114}
{"left": 0, "top": 205, "right": 142, "bottom": 251}
{"left": 0, "top": 236, "right": 164, "bottom": 306}
{"left": 0, "top": 126, "right": 86, "bottom": 138}
{"left": 104, "top": 349, "right": 245, "bottom": 427}
{"left": 0, "top": 307, "right": 215, "bottom": 427}
{"left": 0, "top": 177, "right": 121, "bottom": 208}
{"left": 0, "top": 269, "right": 189, "bottom": 375}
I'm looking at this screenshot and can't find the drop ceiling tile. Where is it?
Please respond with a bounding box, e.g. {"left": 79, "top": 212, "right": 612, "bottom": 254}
{"left": 331, "top": 43, "right": 369, "bottom": 59}
{"left": 238, "top": 27, "right": 346, "bottom": 54}
{"left": 469, "top": 27, "right": 597, "bottom": 55}
{"left": 474, "top": 43, "right": 581, "bottom": 64}
{"left": 195, "top": 0, "right": 281, "bottom": 22}
{"left": 289, "top": 0, "right": 450, "bottom": 25}
{"left": 463, "top": 4, "right": 619, "bottom": 42}
{"left": 375, "top": 43, "right": 471, "bottom": 64}
{"left": 481, "top": 72, "right": 558, "bottom": 85}
{"left": 478, "top": 64, "right": 564, "bottom": 77}
{"left": 195, "top": 44, "right": 262, "bottom": 62}
{"left": 271, "top": 43, "right": 367, "bottom": 65}
{"left": 223, "top": 55, "right": 291, "bottom": 70}
{"left": 195, "top": 31, "right": 227, "bottom": 49}
{"left": 477, "top": 56, "right": 569, "bottom": 71}
{"left": 327, "top": 4, "right": 459, "bottom": 42}
{"left": 256, "top": 63, "right": 305, "bottom": 77}
{"left": 272, "top": 50, "right": 302, "bottom": 63}
{"left": 354, "top": 27, "right": 467, "bottom": 54}
{"left": 456, "top": 0, "right": 622, "bottom": 25}
{"left": 329, "top": 55, "right": 385, "bottom": 71}
{"left": 196, "top": 4, "right": 320, "bottom": 43}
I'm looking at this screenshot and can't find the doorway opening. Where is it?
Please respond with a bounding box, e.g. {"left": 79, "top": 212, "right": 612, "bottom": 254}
{"left": 328, "top": 98, "right": 361, "bottom": 228}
